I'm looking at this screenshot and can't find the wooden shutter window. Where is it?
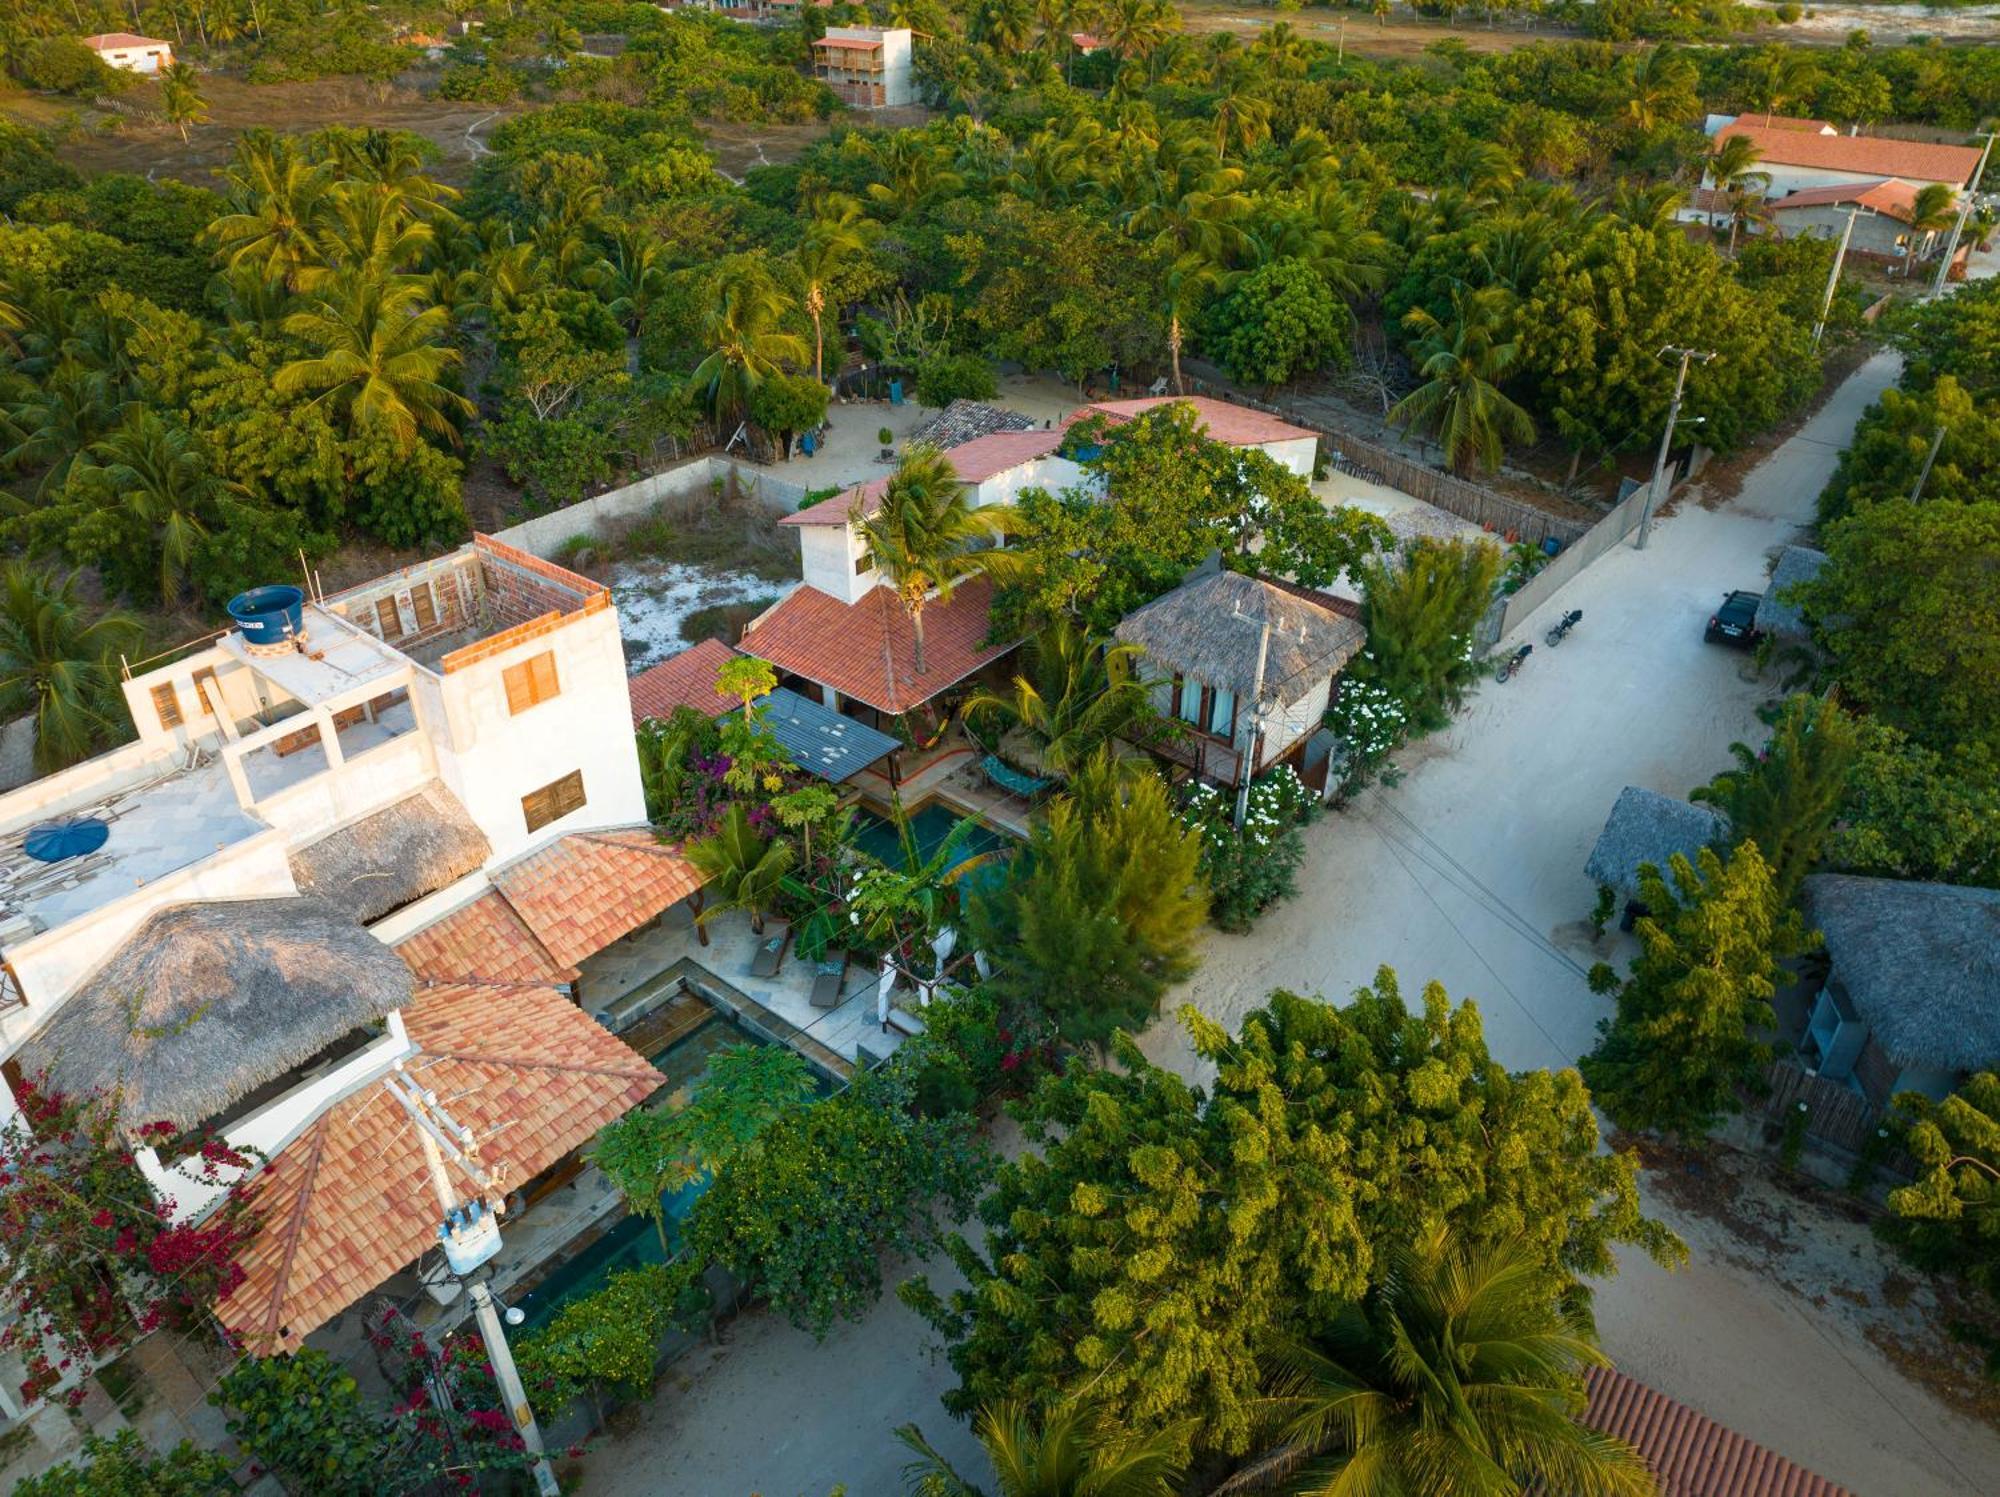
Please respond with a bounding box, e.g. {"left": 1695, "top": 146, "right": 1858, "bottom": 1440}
{"left": 522, "top": 769, "right": 586, "bottom": 832}
{"left": 374, "top": 597, "right": 404, "bottom": 640}
{"left": 410, "top": 584, "right": 439, "bottom": 632}
{"left": 503, "top": 652, "right": 561, "bottom": 715}
{"left": 150, "top": 683, "right": 184, "bottom": 731}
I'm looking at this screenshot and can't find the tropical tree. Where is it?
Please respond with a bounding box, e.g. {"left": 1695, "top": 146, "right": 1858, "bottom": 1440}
{"left": 962, "top": 620, "right": 1151, "bottom": 779}
{"left": 853, "top": 445, "right": 1016, "bottom": 676}
{"left": 0, "top": 565, "right": 142, "bottom": 774}
{"left": 1388, "top": 287, "right": 1536, "bottom": 475}
{"left": 276, "top": 274, "right": 474, "bottom": 450}
{"left": 898, "top": 1401, "right": 1190, "bottom": 1497}
{"left": 1349, "top": 535, "right": 1504, "bottom": 732}
{"left": 158, "top": 62, "right": 209, "bottom": 146}
{"left": 1881, "top": 1072, "right": 2000, "bottom": 1299}
{"left": 1582, "top": 843, "right": 1811, "bottom": 1140}
{"left": 691, "top": 262, "right": 808, "bottom": 427}
{"left": 687, "top": 804, "right": 796, "bottom": 934}
{"left": 1224, "top": 1228, "right": 1653, "bottom": 1497}
{"left": 589, "top": 222, "right": 668, "bottom": 335}
{"left": 205, "top": 132, "right": 334, "bottom": 292}
{"left": 798, "top": 204, "right": 866, "bottom": 387}
{"left": 715, "top": 653, "right": 777, "bottom": 721}
{"left": 62, "top": 409, "right": 216, "bottom": 604}
{"left": 1691, "top": 694, "right": 1858, "bottom": 901}
{"left": 1703, "top": 134, "right": 1768, "bottom": 239}
{"left": 1909, "top": 183, "right": 1960, "bottom": 262}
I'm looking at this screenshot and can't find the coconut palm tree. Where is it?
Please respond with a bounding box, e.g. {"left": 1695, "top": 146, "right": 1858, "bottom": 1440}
{"left": 688, "top": 804, "right": 795, "bottom": 935}
{"left": 3, "top": 358, "right": 122, "bottom": 497}
{"left": 1222, "top": 1227, "right": 1654, "bottom": 1497}
{"left": 897, "top": 1401, "right": 1190, "bottom": 1497}
{"left": 796, "top": 201, "right": 866, "bottom": 387}
{"left": 1703, "top": 134, "right": 1767, "bottom": 239}
{"left": 69, "top": 409, "right": 216, "bottom": 604}
{"left": 0, "top": 565, "right": 143, "bottom": 775}
{"left": 1388, "top": 287, "right": 1536, "bottom": 476}
{"left": 1160, "top": 253, "right": 1217, "bottom": 396}
{"left": 963, "top": 619, "right": 1151, "bottom": 780}
{"left": 590, "top": 222, "right": 669, "bottom": 337}
{"left": 206, "top": 132, "right": 335, "bottom": 293}
{"left": 159, "top": 61, "right": 208, "bottom": 145}
{"left": 691, "top": 263, "right": 808, "bottom": 428}
{"left": 276, "top": 272, "right": 474, "bottom": 450}
{"left": 1617, "top": 45, "right": 1695, "bottom": 136}
{"left": 852, "top": 445, "right": 1016, "bottom": 677}
{"left": 1907, "top": 183, "right": 1960, "bottom": 264}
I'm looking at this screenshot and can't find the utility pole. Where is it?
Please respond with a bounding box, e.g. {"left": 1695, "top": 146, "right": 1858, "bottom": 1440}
{"left": 1636, "top": 346, "right": 1714, "bottom": 551}
{"left": 1812, "top": 205, "right": 1860, "bottom": 351}
{"left": 386, "top": 1071, "right": 562, "bottom": 1497}
{"left": 1930, "top": 130, "right": 1997, "bottom": 300}
{"left": 1909, "top": 424, "right": 1947, "bottom": 503}
{"left": 1226, "top": 605, "right": 1274, "bottom": 830}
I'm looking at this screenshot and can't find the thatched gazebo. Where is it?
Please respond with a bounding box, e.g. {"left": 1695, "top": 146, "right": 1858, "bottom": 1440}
{"left": 289, "top": 784, "right": 490, "bottom": 925}
{"left": 20, "top": 896, "right": 415, "bottom": 1134}
{"left": 1754, "top": 544, "right": 1828, "bottom": 645}
{"left": 1585, "top": 786, "right": 1729, "bottom": 904}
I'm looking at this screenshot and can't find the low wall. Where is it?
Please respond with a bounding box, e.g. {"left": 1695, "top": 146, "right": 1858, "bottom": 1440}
{"left": 491, "top": 457, "right": 814, "bottom": 559}
{"left": 1474, "top": 470, "right": 1668, "bottom": 649}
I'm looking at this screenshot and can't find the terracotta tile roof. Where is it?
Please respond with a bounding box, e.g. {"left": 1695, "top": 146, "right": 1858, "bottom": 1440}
{"left": 396, "top": 888, "right": 577, "bottom": 988}
{"left": 629, "top": 638, "right": 741, "bottom": 726}
{"left": 1716, "top": 122, "right": 1984, "bottom": 188}
{"left": 815, "top": 34, "right": 883, "bottom": 47}
{"left": 222, "top": 982, "right": 661, "bottom": 1354}
{"left": 1070, "top": 395, "right": 1319, "bottom": 448}
{"left": 1579, "top": 1367, "right": 1852, "bottom": 1497}
{"left": 741, "top": 576, "right": 1014, "bottom": 714}
{"left": 1732, "top": 113, "right": 1834, "bottom": 133}
{"left": 1771, "top": 178, "right": 1924, "bottom": 224}
{"left": 83, "top": 31, "right": 169, "bottom": 48}
{"left": 489, "top": 830, "right": 703, "bottom": 969}
{"left": 782, "top": 476, "right": 890, "bottom": 529}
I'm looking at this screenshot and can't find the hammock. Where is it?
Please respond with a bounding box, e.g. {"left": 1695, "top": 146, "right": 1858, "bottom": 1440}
{"left": 982, "top": 755, "right": 1051, "bottom": 798}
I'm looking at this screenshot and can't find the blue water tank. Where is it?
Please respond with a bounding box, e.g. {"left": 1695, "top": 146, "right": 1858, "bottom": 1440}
{"left": 227, "top": 585, "right": 306, "bottom": 646}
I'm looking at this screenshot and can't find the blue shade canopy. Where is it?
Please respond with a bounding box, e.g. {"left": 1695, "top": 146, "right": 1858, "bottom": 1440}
{"left": 24, "top": 819, "right": 109, "bottom": 863}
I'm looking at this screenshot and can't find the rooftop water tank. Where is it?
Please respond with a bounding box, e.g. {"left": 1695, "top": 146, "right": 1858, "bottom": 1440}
{"left": 226, "top": 585, "right": 305, "bottom": 649}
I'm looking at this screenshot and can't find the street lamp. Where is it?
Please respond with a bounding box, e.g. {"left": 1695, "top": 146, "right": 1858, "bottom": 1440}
{"left": 1636, "top": 347, "right": 1714, "bottom": 551}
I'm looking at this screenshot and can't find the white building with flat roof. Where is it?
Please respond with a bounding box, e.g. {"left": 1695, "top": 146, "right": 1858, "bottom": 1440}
{"left": 80, "top": 32, "right": 173, "bottom": 72}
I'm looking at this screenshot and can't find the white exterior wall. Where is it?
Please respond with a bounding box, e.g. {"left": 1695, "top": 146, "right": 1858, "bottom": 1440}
{"left": 798, "top": 522, "right": 876, "bottom": 603}
{"left": 1257, "top": 436, "right": 1318, "bottom": 478}
{"left": 880, "top": 27, "right": 914, "bottom": 107}
{"left": 432, "top": 605, "right": 647, "bottom": 862}
{"left": 1259, "top": 678, "right": 1331, "bottom": 766}
{"left": 1753, "top": 163, "right": 1958, "bottom": 197}
{"left": 969, "top": 454, "right": 1085, "bottom": 507}
{"left": 96, "top": 42, "right": 171, "bottom": 72}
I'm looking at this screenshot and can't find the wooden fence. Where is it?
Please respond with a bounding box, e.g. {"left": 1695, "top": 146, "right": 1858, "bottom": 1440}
{"left": 1185, "top": 380, "right": 1594, "bottom": 550}
{"left": 1751, "top": 1061, "right": 1908, "bottom": 1169}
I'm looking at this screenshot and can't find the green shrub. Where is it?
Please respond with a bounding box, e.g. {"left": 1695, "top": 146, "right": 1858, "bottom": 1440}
{"left": 15, "top": 38, "right": 123, "bottom": 97}
{"left": 1178, "top": 767, "right": 1320, "bottom": 932}
{"left": 435, "top": 62, "right": 524, "bottom": 103}
{"left": 913, "top": 352, "right": 999, "bottom": 409}
{"left": 14, "top": 1431, "right": 233, "bottom": 1497}
{"left": 213, "top": 1350, "right": 385, "bottom": 1496}
{"left": 515, "top": 1259, "right": 709, "bottom": 1406}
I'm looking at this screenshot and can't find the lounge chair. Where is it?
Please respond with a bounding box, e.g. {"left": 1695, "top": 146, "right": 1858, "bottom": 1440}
{"left": 749, "top": 926, "right": 790, "bottom": 979}
{"left": 809, "top": 949, "right": 849, "bottom": 1009}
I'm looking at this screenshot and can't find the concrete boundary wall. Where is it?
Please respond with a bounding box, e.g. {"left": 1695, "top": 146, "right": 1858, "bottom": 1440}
{"left": 1474, "top": 470, "right": 1669, "bottom": 650}
{"left": 491, "top": 458, "right": 813, "bottom": 559}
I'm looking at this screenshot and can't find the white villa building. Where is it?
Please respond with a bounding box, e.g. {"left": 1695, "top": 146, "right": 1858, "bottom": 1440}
{"left": 80, "top": 32, "right": 174, "bottom": 72}
{"left": 810, "top": 26, "right": 915, "bottom": 109}
{"left": 0, "top": 537, "right": 701, "bottom": 1399}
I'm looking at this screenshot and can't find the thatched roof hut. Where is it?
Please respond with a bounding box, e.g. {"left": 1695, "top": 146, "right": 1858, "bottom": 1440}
{"left": 1115, "top": 571, "right": 1364, "bottom": 707}
{"left": 20, "top": 897, "right": 414, "bottom": 1133}
{"left": 1801, "top": 874, "right": 2000, "bottom": 1073}
{"left": 1754, "top": 545, "right": 1828, "bottom": 644}
{"left": 1585, "top": 786, "right": 1729, "bottom": 901}
{"left": 289, "top": 785, "right": 490, "bottom": 924}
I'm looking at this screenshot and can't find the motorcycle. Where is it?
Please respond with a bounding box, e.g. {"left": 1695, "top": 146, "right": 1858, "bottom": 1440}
{"left": 1545, "top": 609, "right": 1583, "bottom": 647}
{"left": 1495, "top": 644, "right": 1533, "bottom": 682}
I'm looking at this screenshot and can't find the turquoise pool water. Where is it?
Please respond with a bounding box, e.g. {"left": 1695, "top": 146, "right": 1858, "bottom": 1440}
{"left": 852, "top": 803, "right": 1012, "bottom": 873}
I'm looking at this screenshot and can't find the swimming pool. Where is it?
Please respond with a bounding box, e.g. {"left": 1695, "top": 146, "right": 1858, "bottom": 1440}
{"left": 851, "top": 803, "right": 1013, "bottom": 874}
{"left": 510, "top": 1011, "right": 806, "bottom": 1334}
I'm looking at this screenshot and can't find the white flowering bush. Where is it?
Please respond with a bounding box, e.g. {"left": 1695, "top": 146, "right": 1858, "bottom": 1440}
{"left": 1323, "top": 671, "right": 1411, "bottom": 800}
{"left": 1177, "top": 766, "right": 1319, "bottom": 932}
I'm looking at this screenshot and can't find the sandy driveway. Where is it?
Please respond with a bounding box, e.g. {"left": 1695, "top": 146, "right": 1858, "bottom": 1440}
{"left": 588, "top": 350, "right": 2000, "bottom": 1495}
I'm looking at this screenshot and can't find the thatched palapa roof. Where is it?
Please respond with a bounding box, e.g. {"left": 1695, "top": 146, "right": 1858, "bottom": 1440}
{"left": 289, "top": 785, "right": 490, "bottom": 925}
{"left": 20, "top": 897, "right": 415, "bottom": 1134}
{"left": 1754, "top": 545, "right": 1828, "bottom": 644}
{"left": 1115, "top": 571, "right": 1364, "bottom": 706}
{"left": 1585, "top": 786, "right": 1728, "bottom": 901}
{"left": 1801, "top": 874, "right": 2000, "bottom": 1072}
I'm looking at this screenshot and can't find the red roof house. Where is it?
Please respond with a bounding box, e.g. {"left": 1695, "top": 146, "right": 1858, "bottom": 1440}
{"left": 628, "top": 637, "right": 742, "bottom": 725}
{"left": 1579, "top": 1367, "right": 1852, "bottom": 1497}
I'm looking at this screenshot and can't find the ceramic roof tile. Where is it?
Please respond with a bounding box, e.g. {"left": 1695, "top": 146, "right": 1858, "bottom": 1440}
{"left": 1715, "top": 121, "right": 1984, "bottom": 187}
{"left": 740, "top": 576, "right": 1014, "bottom": 714}
{"left": 222, "top": 983, "right": 661, "bottom": 1354}
{"left": 1578, "top": 1367, "right": 1851, "bottom": 1497}
{"left": 395, "top": 888, "right": 577, "bottom": 987}
{"left": 1070, "top": 394, "right": 1318, "bottom": 446}
{"left": 628, "top": 638, "right": 741, "bottom": 725}
{"left": 488, "top": 830, "right": 703, "bottom": 969}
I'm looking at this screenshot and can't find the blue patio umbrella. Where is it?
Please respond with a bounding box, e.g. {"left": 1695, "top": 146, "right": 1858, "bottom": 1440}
{"left": 24, "top": 818, "right": 108, "bottom": 863}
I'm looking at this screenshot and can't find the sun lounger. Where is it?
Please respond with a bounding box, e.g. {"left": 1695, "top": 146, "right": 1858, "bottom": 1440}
{"left": 749, "top": 927, "right": 789, "bottom": 979}
{"left": 810, "top": 949, "right": 849, "bottom": 1009}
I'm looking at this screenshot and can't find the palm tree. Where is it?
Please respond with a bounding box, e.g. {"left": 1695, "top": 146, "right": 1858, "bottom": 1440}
{"left": 796, "top": 201, "right": 866, "bottom": 387}
{"left": 1617, "top": 46, "right": 1695, "bottom": 136}
{"left": 590, "top": 222, "right": 669, "bottom": 337}
{"left": 159, "top": 61, "right": 208, "bottom": 145}
{"left": 898, "top": 1402, "right": 1189, "bottom": 1497}
{"left": 963, "top": 619, "right": 1151, "bottom": 779}
{"left": 276, "top": 272, "right": 474, "bottom": 450}
{"left": 1223, "top": 1228, "right": 1653, "bottom": 1497}
{"left": 206, "top": 132, "right": 334, "bottom": 293}
{"left": 688, "top": 804, "right": 796, "bottom": 935}
{"left": 69, "top": 409, "right": 216, "bottom": 603}
{"left": 0, "top": 566, "right": 142, "bottom": 775}
{"left": 3, "top": 358, "right": 122, "bottom": 498}
{"left": 1907, "top": 183, "right": 1959, "bottom": 264}
{"left": 1160, "top": 253, "right": 1217, "bottom": 395}
{"left": 865, "top": 135, "right": 968, "bottom": 218}
{"left": 691, "top": 263, "right": 808, "bottom": 428}
{"left": 852, "top": 445, "right": 1016, "bottom": 676}
{"left": 1388, "top": 287, "right": 1536, "bottom": 476}
{"left": 1703, "top": 134, "right": 1767, "bottom": 239}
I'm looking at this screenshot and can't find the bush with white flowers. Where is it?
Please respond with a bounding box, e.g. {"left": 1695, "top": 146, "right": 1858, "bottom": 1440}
{"left": 1323, "top": 671, "right": 1412, "bottom": 800}
{"left": 1177, "top": 766, "right": 1319, "bottom": 932}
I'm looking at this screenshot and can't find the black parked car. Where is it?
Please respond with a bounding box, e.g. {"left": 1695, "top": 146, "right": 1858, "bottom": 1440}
{"left": 1705, "top": 590, "right": 1763, "bottom": 647}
